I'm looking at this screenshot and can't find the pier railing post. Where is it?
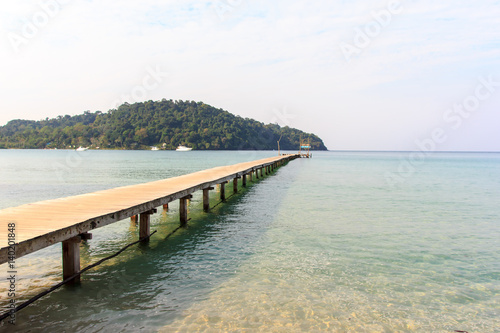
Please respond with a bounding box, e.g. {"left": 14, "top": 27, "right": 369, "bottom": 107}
{"left": 62, "top": 236, "right": 82, "bottom": 282}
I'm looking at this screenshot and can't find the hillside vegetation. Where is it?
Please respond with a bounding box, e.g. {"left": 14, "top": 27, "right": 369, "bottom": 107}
{"left": 0, "top": 99, "right": 327, "bottom": 150}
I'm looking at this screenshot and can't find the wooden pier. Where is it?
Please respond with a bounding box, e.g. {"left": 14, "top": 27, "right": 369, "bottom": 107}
{"left": 0, "top": 154, "right": 298, "bottom": 281}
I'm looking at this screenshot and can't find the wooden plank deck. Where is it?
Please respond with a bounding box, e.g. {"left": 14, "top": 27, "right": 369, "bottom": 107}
{"left": 0, "top": 155, "right": 297, "bottom": 264}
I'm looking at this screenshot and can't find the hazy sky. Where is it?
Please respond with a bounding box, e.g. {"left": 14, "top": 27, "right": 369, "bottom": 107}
{"left": 1, "top": 0, "right": 499, "bottom": 151}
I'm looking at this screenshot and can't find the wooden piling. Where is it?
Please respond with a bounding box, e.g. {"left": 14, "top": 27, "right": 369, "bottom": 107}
{"left": 242, "top": 174, "right": 247, "bottom": 187}
{"left": 139, "top": 213, "right": 150, "bottom": 241}
{"left": 131, "top": 215, "right": 137, "bottom": 223}
{"left": 220, "top": 182, "right": 226, "bottom": 201}
{"left": 203, "top": 187, "right": 213, "bottom": 212}
{"left": 62, "top": 236, "right": 81, "bottom": 282}
{"left": 233, "top": 177, "right": 238, "bottom": 193}
{"left": 180, "top": 195, "right": 192, "bottom": 226}
{"left": 163, "top": 203, "right": 169, "bottom": 211}
{"left": 255, "top": 168, "right": 259, "bottom": 179}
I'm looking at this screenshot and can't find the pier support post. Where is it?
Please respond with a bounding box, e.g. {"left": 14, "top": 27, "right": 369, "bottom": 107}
{"left": 220, "top": 182, "right": 226, "bottom": 201}
{"left": 249, "top": 172, "right": 253, "bottom": 182}
{"left": 180, "top": 195, "right": 193, "bottom": 226}
{"left": 163, "top": 203, "right": 169, "bottom": 212}
{"left": 140, "top": 209, "right": 156, "bottom": 242}
{"left": 255, "top": 169, "right": 259, "bottom": 179}
{"left": 62, "top": 236, "right": 81, "bottom": 282}
{"left": 242, "top": 174, "right": 247, "bottom": 187}
{"left": 203, "top": 187, "right": 214, "bottom": 212}
{"left": 233, "top": 177, "right": 238, "bottom": 194}
{"left": 131, "top": 215, "right": 137, "bottom": 223}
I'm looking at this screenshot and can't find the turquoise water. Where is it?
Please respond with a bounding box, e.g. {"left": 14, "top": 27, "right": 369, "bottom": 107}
{"left": 0, "top": 150, "right": 499, "bottom": 332}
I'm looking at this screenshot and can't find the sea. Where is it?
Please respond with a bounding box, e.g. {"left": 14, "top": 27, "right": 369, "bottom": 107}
{"left": 0, "top": 149, "right": 499, "bottom": 332}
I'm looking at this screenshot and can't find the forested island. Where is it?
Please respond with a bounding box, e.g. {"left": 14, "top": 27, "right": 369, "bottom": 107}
{"left": 0, "top": 99, "right": 327, "bottom": 150}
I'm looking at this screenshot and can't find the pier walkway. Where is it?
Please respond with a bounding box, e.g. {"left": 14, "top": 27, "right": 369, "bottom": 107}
{"left": 0, "top": 154, "right": 298, "bottom": 280}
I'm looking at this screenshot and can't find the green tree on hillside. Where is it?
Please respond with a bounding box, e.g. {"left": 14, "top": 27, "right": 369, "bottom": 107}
{"left": 0, "top": 100, "right": 328, "bottom": 150}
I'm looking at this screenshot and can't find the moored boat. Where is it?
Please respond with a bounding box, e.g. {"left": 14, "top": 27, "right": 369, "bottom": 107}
{"left": 175, "top": 145, "right": 192, "bottom": 151}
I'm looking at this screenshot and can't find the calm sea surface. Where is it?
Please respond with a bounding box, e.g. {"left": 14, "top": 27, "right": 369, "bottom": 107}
{"left": 0, "top": 150, "right": 499, "bottom": 332}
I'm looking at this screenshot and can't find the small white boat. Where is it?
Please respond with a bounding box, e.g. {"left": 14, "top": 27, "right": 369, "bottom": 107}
{"left": 151, "top": 146, "right": 160, "bottom": 151}
{"left": 76, "top": 146, "right": 89, "bottom": 151}
{"left": 175, "top": 145, "right": 193, "bottom": 151}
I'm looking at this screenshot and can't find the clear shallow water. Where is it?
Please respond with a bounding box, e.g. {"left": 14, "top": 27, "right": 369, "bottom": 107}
{"left": 0, "top": 150, "right": 499, "bottom": 332}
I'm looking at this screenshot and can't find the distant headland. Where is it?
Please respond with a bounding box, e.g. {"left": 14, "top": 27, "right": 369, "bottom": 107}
{"left": 0, "top": 99, "right": 327, "bottom": 151}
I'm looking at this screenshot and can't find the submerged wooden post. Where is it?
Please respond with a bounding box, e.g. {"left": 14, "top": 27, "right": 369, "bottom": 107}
{"left": 180, "top": 195, "right": 193, "bottom": 226}
{"left": 62, "top": 236, "right": 81, "bottom": 282}
{"left": 203, "top": 187, "right": 214, "bottom": 212}
{"left": 140, "top": 209, "right": 156, "bottom": 242}
{"left": 220, "top": 182, "right": 226, "bottom": 201}
{"left": 139, "top": 213, "right": 150, "bottom": 241}
{"left": 233, "top": 177, "right": 238, "bottom": 193}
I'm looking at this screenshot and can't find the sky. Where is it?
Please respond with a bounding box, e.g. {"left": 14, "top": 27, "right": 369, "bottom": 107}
{"left": 0, "top": 0, "right": 499, "bottom": 151}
